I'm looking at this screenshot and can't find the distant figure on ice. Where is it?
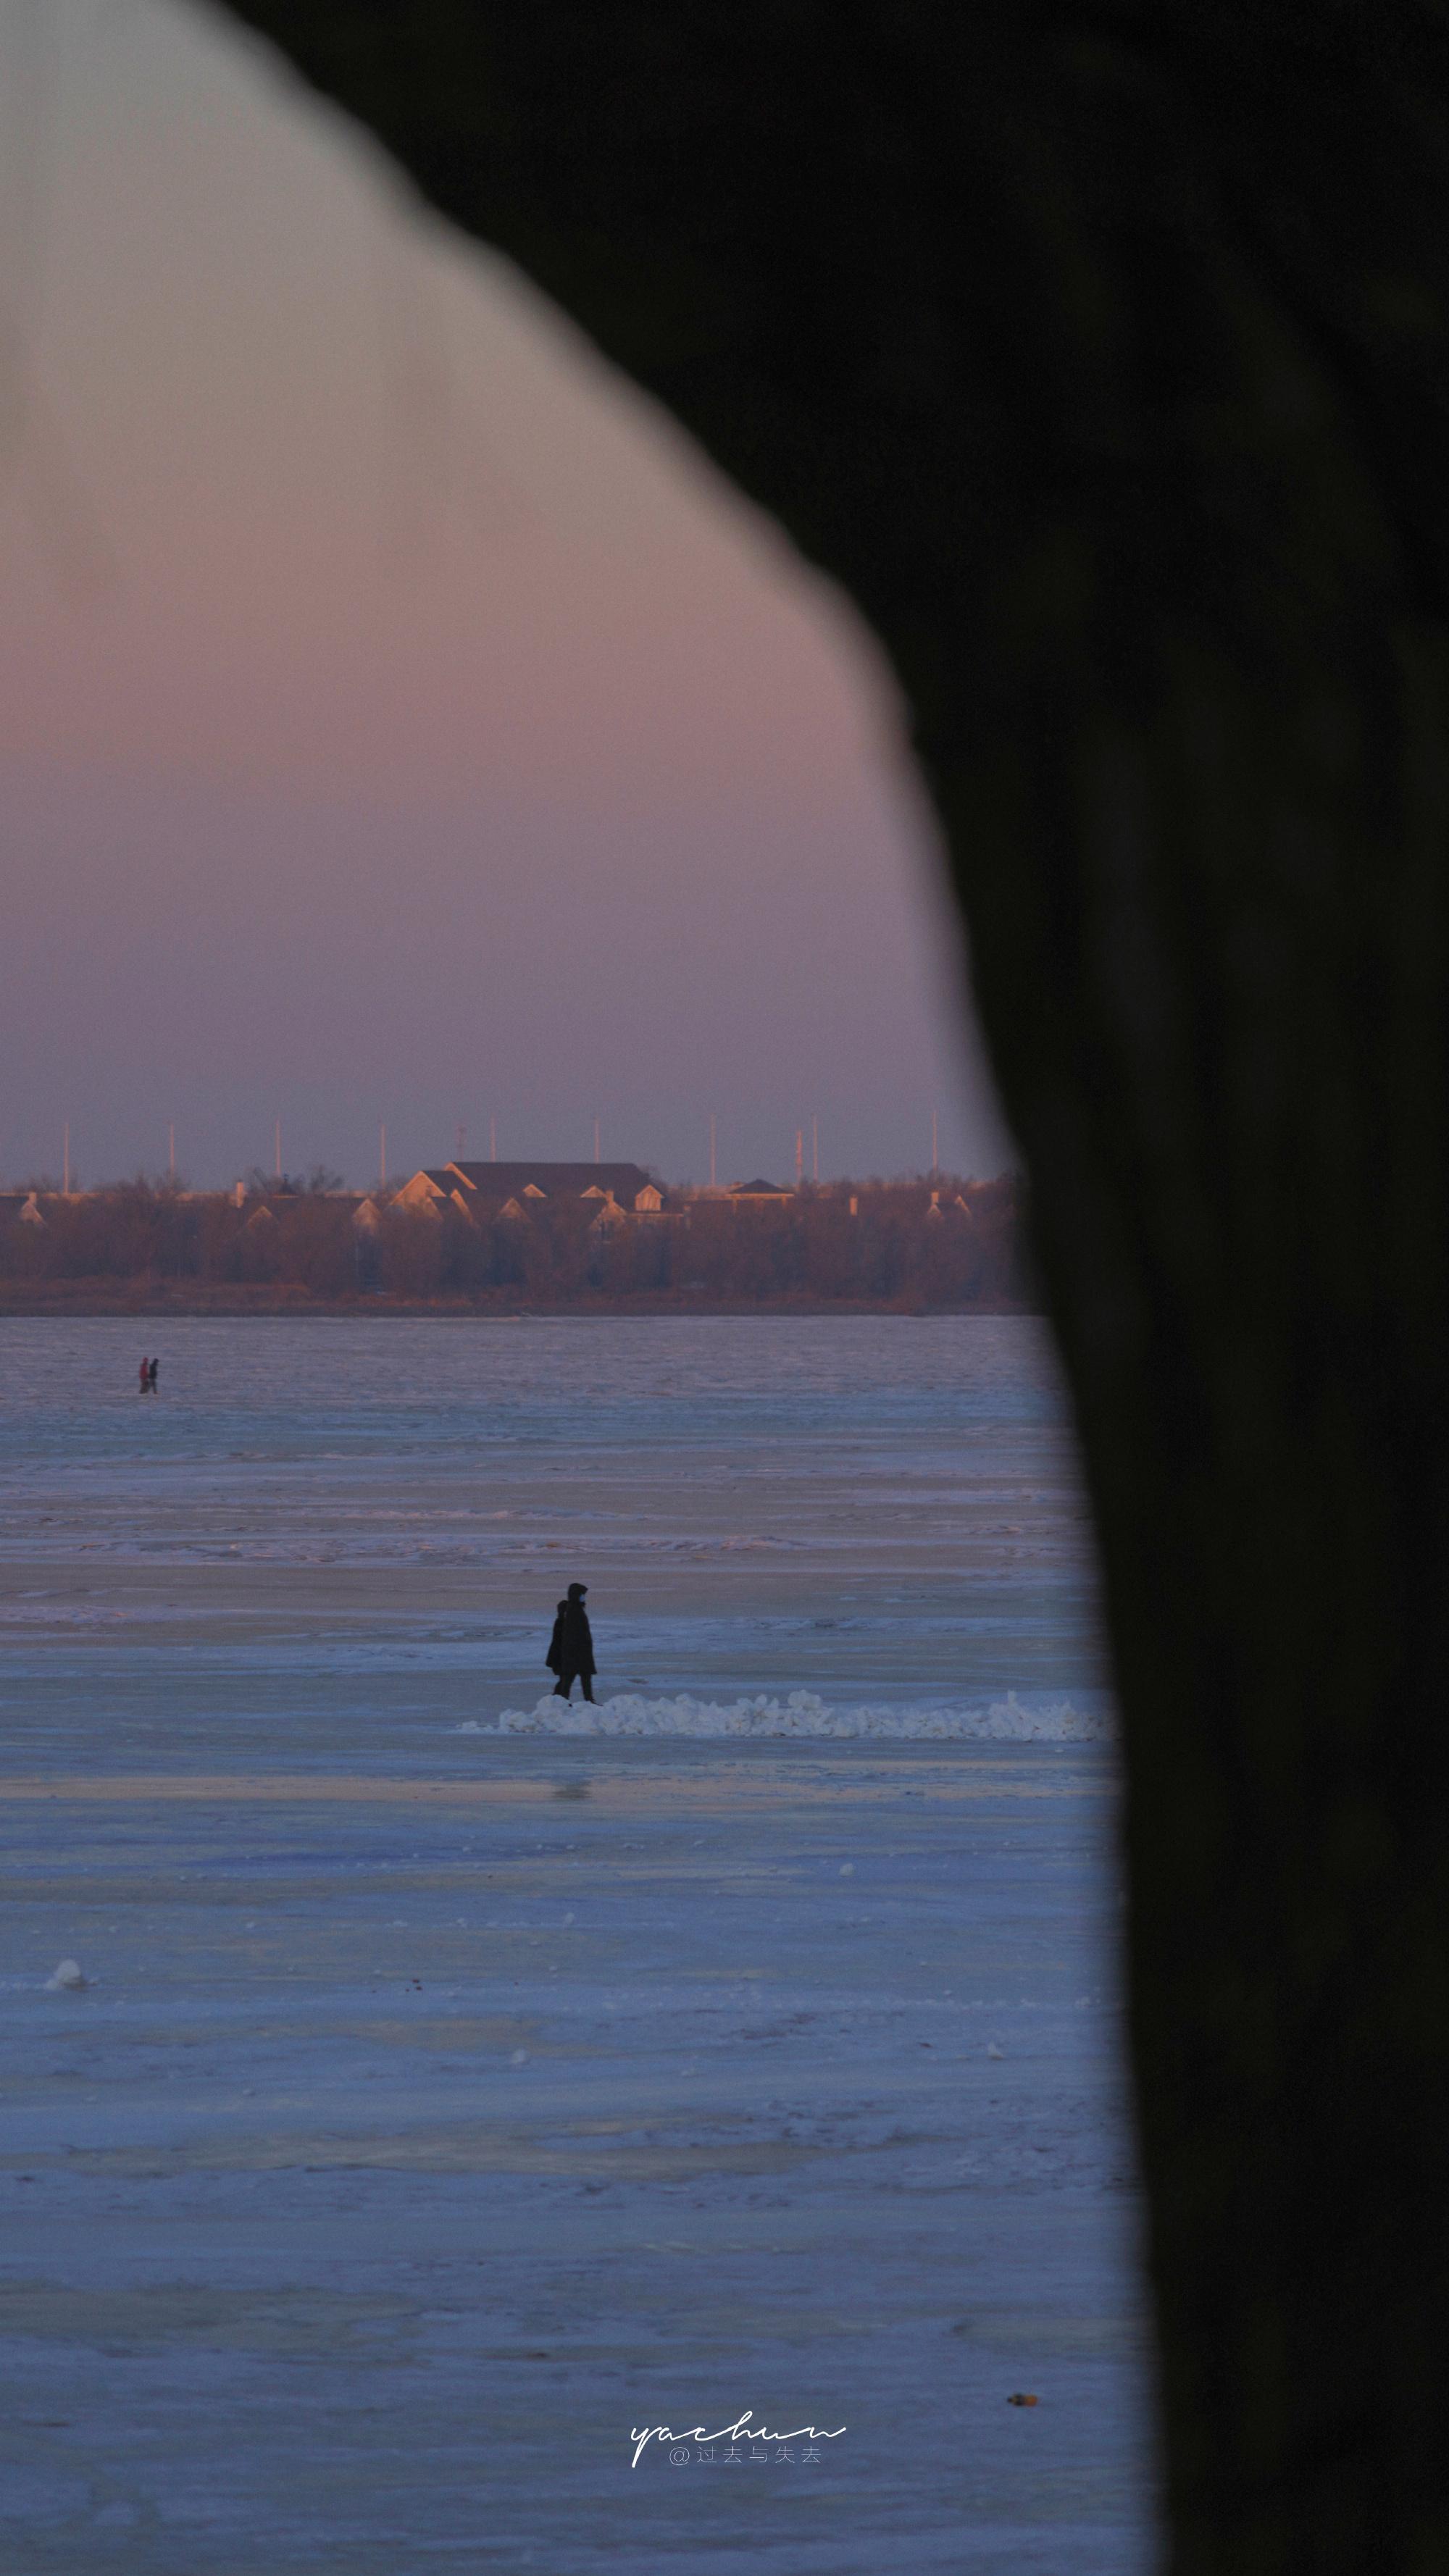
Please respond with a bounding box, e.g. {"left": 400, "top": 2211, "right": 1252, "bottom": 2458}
{"left": 147, "top": 1357, "right": 159, "bottom": 1392}
{"left": 138, "top": 1355, "right": 151, "bottom": 1394}
{"left": 546, "top": 1582, "right": 596, "bottom": 1704}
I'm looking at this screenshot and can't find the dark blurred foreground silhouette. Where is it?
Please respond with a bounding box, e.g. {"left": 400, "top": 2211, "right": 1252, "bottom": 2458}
{"left": 210, "top": 10, "right": 1449, "bottom": 2566}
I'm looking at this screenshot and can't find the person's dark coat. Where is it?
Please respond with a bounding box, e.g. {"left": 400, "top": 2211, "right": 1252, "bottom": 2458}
{"left": 546, "top": 1599, "right": 568, "bottom": 1673}
{"left": 546, "top": 1590, "right": 596, "bottom": 1678}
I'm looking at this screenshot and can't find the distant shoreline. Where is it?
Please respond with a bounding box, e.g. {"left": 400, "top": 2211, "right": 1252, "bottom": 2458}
{"left": 0, "top": 1287, "right": 1042, "bottom": 1321}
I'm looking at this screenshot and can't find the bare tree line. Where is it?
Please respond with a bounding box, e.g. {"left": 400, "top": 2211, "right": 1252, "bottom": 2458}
{"left": 0, "top": 1176, "right": 1029, "bottom": 1309}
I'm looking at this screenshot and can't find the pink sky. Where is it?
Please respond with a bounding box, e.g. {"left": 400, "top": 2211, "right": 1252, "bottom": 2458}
{"left": 0, "top": 0, "right": 1011, "bottom": 1189}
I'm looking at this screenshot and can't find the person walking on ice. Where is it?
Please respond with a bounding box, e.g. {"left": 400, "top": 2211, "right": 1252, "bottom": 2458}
{"left": 546, "top": 1582, "right": 596, "bottom": 1704}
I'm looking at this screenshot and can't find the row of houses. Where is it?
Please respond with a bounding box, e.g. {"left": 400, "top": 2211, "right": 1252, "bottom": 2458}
{"left": 393, "top": 1159, "right": 668, "bottom": 1229}
{"left": 117, "top": 1162, "right": 792, "bottom": 1247}
{"left": 388, "top": 1161, "right": 799, "bottom": 1231}
{"left": 4, "top": 1166, "right": 977, "bottom": 1240}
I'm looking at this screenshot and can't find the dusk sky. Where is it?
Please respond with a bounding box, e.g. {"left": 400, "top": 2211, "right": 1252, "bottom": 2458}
{"left": 0, "top": 0, "right": 1013, "bottom": 1192}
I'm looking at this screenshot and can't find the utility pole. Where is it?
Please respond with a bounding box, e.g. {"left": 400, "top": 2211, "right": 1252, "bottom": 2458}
{"left": 379, "top": 1124, "right": 387, "bottom": 1188}
{"left": 931, "top": 1105, "right": 938, "bottom": 1174}
{"left": 796, "top": 1128, "right": 803, "bottom": 1188}
{"left": 168, "top": 1123, "right": 175, "bottom": 1183}
{"left": 709, "top": 1115, "right": 717, "bottom": 1189}
{"left": 62, "top": 1123, "right": 70, "bottom": 1196}
{"left": 812, "top": 1114, "right": 819, "bottom": 1184}
{"left": 275, "top": 1120, "right": 282, "bottom": 1183}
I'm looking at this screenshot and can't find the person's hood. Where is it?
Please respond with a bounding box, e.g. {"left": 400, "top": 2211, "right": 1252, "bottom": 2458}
{"left": 567, "top": 1583, "right": 588, "bottom": 1599}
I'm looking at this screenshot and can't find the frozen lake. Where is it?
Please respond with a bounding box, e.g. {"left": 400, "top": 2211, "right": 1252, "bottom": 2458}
{"left": 0, "top": 1316, "right": 1155, "bottom": 2570}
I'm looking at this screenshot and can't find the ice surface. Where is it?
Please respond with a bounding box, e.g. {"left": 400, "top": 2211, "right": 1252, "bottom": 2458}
{"left": 0, "top": 1316, "right": 1151, "bottom": 2572}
